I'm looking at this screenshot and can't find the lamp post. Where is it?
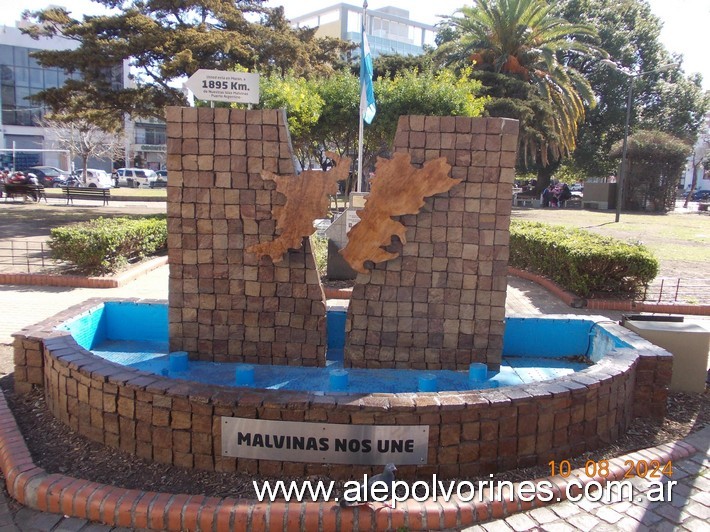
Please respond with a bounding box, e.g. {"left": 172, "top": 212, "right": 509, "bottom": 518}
{"left": 600, "top": 60, "right": 678, "bottom": 222}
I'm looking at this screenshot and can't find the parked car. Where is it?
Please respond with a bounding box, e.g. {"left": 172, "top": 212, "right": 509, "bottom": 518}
{"left": 691, "top": 189, "right": 710, "bottom": 201}
{"left": 22, "top": 166, "right": 71, "bottom": 188}
{"left": 115, "top": 168, "right": 157, "bottom": 188}
{"left": 81, "top": 169, "right": 113, "bottom": 188}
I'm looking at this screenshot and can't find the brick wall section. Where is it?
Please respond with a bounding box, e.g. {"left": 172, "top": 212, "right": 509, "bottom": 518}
{"left": 345, "top": 116, "right": 519, "bottom": 370}
{"left": 164, "top": 107, "right": 327, "bottom": 366}
{"left": 631, "top": 352, "right": 673, "bottom": 418}
{"left": 13, "top": 301, "right": 672, "bottom": 480}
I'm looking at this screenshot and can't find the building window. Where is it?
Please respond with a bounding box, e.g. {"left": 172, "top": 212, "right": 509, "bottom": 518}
{"left": 0, "top": 44, "right": 84, "bottom": 126}
{"left": 135, "top": 126, "right": 166, "bottom": 145}
{"left": 347, "top": 10, "right": 361, "bottom": 33}
{"left": 13, "top": 47, "right": 29, "bottom": 68}
{"left": 29, "top": 68, "right": 43, "bottom": 88}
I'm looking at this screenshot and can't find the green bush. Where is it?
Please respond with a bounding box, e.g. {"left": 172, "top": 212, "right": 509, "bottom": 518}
{"left": 509, "top": 220, "right": 658, "bottom": 298}
{"left": 49, "top": 216, "right": 167, "bottom": 275}
{"left": 310, "top": 234, "right": 328, "bottom": 278}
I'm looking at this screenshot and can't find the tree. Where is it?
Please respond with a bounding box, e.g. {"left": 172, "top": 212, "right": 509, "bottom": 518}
{"left": 556, "top": 0, "right": 710, "bottom": 177}
{"left": 254, "top": 68, "right": 486, "bottom": 196}
{"left": 40, "top": 116, "right": 125, "bottom": 183}
{"left": 319, "top": 67, "right": 487, "bottom": 195}
{"left": 312, "top": 72, "right": 361, "bottom": 174}
{"left": 610, "top": 130, "right": 691, "bottom": 212}
{"left": 257, "top": 73, "right": 324, "bottom": 169}
{"left": 248, "top": 7, "right": 355, "bottom": 78}
{"left": 22, "top": 1, "right": 353, "bottom": 124}
{"left": 638, "top": 73, "right": 709, "bottom": 141}
{"left": 436, "top": 0, "right": 603, "bottom": 187}
{"left": 473, "top": 71, "right": 562, "bottom": 171}
{"left": 365, "top": 68, "right": 486, "bottom": 171}
{"left": 371, "top": 52, "right": 433, "bottom": 80}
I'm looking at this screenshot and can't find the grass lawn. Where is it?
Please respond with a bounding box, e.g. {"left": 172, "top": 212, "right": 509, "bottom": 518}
{"left": 513, "top": 207, "right": 710, "bottom": 278}
{"left": 0, "top": 203, "right": 165, "bottom": 241}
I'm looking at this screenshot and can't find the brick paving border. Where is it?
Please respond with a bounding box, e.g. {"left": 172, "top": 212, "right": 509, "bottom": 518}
{"left": 0, "top": 256, "right": 168, "bottom": 289}
{"left": 0, "top": 386, "right": 700, "bottom": 531}
{"left": 508, "top": 268, "right": 710, "bottom": 316}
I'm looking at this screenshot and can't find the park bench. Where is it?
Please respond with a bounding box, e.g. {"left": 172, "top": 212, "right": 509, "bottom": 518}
{"left": 2, "top": 183, "right": 47, "bottom": 203}
{"left": 698, "top": 203, "right": 709, "bottom": 212}
{"left": 564, "top": 198, "right": 583, "bottom": 209}
{"left": 63, "top": 186, "right": 111, "bottom": 206}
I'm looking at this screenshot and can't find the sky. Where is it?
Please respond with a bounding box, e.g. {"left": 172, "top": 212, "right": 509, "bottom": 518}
{"left": 1, "top": 0, "right": 708, "bottom": 89}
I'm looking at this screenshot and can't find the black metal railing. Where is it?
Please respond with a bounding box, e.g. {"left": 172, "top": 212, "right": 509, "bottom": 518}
{"left": 0, "top": 240, "right": 55, "bottom": 273}
{"left": 640, "top": 278, "right": 710, "bottom": 305}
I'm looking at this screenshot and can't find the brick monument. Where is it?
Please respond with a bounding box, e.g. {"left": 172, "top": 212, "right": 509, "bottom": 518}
{"left": 343, "top": 116, "right": 519, "bottom": 370}
{"left": 165, "top": 107, "right": 327, "bottom": 366}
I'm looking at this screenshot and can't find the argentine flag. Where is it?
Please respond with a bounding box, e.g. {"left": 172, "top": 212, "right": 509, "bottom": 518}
{"left": 359, "top": 25, "right": 376, "bottom": 124}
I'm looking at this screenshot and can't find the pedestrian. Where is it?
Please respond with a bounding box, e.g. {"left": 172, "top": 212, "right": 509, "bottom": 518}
{"left": 0, "top": 170, "right": 7, "bottom": 198}
{"left": 558, "top": 183, "right": 572, "bottom": 208}
{"left": 542, "top": 184, "right": 555, "bottom": 207}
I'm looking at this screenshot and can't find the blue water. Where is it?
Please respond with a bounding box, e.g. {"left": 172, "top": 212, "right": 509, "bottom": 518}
{"left": 58, "top": 302, "right": 627, "bottom": 393}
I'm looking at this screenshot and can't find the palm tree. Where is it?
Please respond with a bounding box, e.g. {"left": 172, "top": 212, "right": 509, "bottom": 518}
{"left": 438, "top": 0, "right": 604, "bottom": 169}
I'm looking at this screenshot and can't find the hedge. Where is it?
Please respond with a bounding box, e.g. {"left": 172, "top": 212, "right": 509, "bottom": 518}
{"left": 509, "top": 220, "right": 659, "bottom": 298}
{"left": 49, "top": 216, "right": 167, "bottom": 275}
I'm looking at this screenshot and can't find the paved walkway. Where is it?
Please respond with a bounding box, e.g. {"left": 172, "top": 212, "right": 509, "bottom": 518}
{"left": 0, "top": 265, "right": 168, "bottom": 345}
{"left": 0, "top": 270, "right": 620, "bottom": 346}
{"left": 463, "top": 428, "right": 710, "bottom": 532}
{"left": 0, "top": 268, "right": 708, "bottom": 530}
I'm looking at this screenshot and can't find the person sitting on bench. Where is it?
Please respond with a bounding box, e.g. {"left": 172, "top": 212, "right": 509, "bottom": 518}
{"left": 26, "top": 173, "right": 40, "bottom": 201}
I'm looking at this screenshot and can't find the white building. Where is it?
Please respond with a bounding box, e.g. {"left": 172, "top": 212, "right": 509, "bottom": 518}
{"left": 291, "top": 4, "right": 436, "bottom": 57}
{"left": 0, "top": 24, "right": 78, "bottom": 170}
{"left": 0, "top": 23, "right": 165, "bottom": 172}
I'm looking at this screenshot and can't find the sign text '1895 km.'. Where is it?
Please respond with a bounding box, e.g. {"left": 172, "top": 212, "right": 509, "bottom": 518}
{"left": 202, "top": 80, "right": 248, "bottom": 91}
{"left": 185, "top": 69, "right": 260, "bottom": 104}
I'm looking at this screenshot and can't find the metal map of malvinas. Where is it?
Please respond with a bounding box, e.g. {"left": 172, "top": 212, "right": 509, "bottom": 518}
{"left": 341, "top": 153, "right": 460, "bottom": 273}
{"left": 247, "top": 152, "right": 351, "bottom": 262}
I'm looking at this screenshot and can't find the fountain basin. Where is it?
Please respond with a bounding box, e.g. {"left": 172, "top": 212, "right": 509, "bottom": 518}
{"left": 56, "top": 302, "right": 619, "bottom": 393}
{"left": 13, "top": 298, "right": 672, "bottom": 480}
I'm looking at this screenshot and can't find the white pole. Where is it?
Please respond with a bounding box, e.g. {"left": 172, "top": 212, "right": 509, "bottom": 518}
{"left": 357, "top": 108, "right": 364, "bottom": 192}
{"left": 124, "top": 113, "right": 131, "bottom": 169}
{"left": 356, "top": 1, "right": 368, "bottom": 193}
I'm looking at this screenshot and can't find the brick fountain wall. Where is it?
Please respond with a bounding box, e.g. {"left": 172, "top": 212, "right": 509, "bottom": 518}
{"left": 344, "top": 116, "right": 519, "bottom": 370}
{"left": 165, "top": 107, "right": 327, "bottom": 366}
{"left": 13, "top": 300, "right": 672, "bottom": 479}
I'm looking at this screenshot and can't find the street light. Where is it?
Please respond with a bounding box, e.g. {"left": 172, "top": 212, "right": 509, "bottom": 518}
{"left": 600, "top": 59, "right": 679, "bottom": 222}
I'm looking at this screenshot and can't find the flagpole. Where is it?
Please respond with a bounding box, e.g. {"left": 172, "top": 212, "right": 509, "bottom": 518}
{"left": 356, "top": 1, "right": 368, "bottom": 193}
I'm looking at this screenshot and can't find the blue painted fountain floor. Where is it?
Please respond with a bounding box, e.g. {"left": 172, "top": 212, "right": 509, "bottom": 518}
{"left": 91, "top": 340, "right": 590, "bottom": 393}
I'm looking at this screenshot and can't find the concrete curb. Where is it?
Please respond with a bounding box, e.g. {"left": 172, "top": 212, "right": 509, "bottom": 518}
{"left": 0, "top": 387, "right": 700, "bottom": 531}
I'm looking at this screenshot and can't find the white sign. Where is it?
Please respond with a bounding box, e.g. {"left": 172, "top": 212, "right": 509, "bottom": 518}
{"left": 221, "top": 417, "right": 429, "bottom": 465}
{"left": 345, "top": 207, "right": 361, "bottom": 233}
{"left": 185, "top": 69, "right": 260, "bottom": 104}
